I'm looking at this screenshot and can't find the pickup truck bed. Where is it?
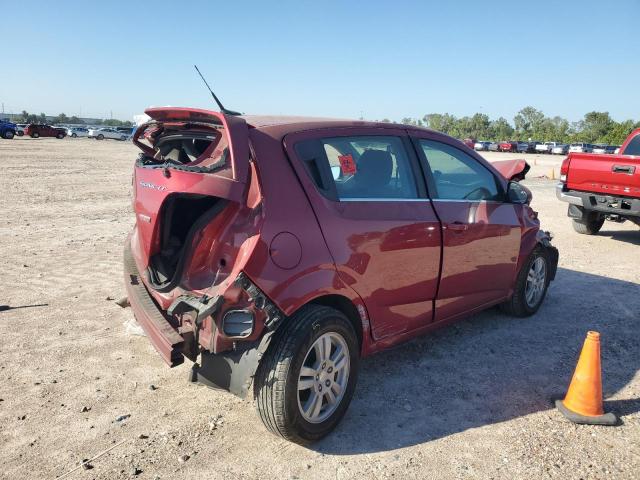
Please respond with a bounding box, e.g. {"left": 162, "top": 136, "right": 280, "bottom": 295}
{"left": 557, "top": 128, "right": 640, "bottom": 234}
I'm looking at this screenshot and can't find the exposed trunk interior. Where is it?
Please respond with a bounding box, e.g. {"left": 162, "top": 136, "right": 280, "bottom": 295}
{"left": 147, "top": 194, "right": 226, "bottom": 291}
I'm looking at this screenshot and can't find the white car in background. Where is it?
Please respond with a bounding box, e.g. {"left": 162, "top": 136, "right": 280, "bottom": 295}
{"left": 474, "top": 141, "right": 491, "bottom": 151}
{"left": 88, "top": 127, "right": 129, "bottom": 141}
{"left": 551, "top": 144, "right": 569, "bottom": 155}
{"left": 591, "top": 144, "right": 608, "bottom": 154}
{"left": 569, "top": 143, "right": 592, "bottom": 153}
{"left": 67, "top": 126, "right": 90, "bottom": 138}
{"left": 15, "top": 124, "right": 27, "bottom": 136}
{"left": 535, "top": 142, "right": 553, "bottom": 154}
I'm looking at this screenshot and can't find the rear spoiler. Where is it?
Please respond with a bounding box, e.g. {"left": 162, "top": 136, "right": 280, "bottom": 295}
{"left": 491, "top": 159, "right": 530, "bottom": 182}
{"left": 133, "top": 107, "right": 251, "bottom": 185}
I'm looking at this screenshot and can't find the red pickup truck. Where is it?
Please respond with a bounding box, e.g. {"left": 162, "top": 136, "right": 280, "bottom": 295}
{"left": 557, "top": 128, "right": 640, "bottom": 234}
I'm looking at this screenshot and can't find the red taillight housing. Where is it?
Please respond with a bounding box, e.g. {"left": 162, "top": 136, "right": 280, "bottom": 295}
{"left": 560, "top": 157, "right": 570, "bottom": 182}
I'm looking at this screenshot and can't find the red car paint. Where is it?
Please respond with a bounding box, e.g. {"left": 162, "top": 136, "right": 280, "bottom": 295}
{"left": 125, "top": 107, "right": 554, "bottom": 380}
{"left": 562, "top": 129, "right": 640, "bottom": 197}
{"left": 492, "top": 159, "right": 530, "bottom": 182}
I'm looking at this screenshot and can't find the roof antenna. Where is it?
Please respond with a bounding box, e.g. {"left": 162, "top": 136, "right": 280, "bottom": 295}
{"left": 194, "top": 64, "right": 241, "bottom": 116}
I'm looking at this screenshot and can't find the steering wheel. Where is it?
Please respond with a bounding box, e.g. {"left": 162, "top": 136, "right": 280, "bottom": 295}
{"left": 464, "top": 187, "right": 492, "bottom": 201}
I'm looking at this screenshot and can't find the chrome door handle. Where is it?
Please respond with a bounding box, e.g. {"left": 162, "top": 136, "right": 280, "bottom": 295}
{"left": 447, "top": 222, "right": 469, "bottom": 232}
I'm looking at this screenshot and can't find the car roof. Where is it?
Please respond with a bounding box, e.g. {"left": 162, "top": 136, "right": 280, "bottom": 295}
{"left": 240, "top": 115, "right": 437, "bottom": 137}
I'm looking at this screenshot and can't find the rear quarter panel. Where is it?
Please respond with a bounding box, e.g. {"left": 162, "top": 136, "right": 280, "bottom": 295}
{"left": 242, "top": 128, "right": 372, "bottom": 349}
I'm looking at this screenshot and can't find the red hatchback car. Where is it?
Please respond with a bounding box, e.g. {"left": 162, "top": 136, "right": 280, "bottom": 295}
{"left": 125, "top": 107, "right": 558, "bottom": 444}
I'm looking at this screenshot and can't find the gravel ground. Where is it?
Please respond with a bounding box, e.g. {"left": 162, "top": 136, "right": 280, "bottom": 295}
{"left": 0, "top": 137, "right": 638, "bottom": 479}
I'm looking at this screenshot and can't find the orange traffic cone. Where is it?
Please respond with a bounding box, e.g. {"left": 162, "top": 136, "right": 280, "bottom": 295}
{"left": 556, "top": 331, "right": 617, "bottom": 425}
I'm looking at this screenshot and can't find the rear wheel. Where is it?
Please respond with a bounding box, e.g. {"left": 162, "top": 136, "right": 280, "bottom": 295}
{"left": 3, "top": 130, "right": 15, "bottom": 139}
{"left": 97, "top": 134, "right": 104, "bottom": 140}
{"left": 17, "top": 131, "right": 23, "bottom": 136}
{"left": 56, "top": 133, "right": 64, "bottom": 139}
{"left": 71, "top": 133, "right": 77, "bottom": 138}
{"left": 31, "top": 132, "right": 39, "bottom": 138}
{"left": 120, "top": 135, "right": 127, "bottom": 141}
{"left": 254, "top": 305, "right": 359, "bottom": 444}
{"left": 500, "top": 246, "right": 550, "bottom": 317}
{"left": 572, "top": 217, "right": 604, "bottom": 235}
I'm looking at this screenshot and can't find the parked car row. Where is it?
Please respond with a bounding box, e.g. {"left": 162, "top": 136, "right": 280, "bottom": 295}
{"left": 3, "top": 123, "right": 135, "bottom": 140}
{"left": 473, "top": 140, "right": 621, "bottom": 155}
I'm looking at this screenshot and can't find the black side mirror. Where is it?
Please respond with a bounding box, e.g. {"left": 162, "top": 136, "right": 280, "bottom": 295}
{"left": 508, "top": 181, "right": 532, "bottom": 205}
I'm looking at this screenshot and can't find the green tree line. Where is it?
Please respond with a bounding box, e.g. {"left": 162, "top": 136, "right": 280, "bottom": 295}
{"left": 16, "top": 110, "right": 133, "bottom": 127}
{"left": 394, "top": 107, "right": 639, "bottom": 145}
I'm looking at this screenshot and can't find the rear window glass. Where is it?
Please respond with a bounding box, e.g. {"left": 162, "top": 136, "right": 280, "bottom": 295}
{"left": 623, "top": 135, "right": 640, "bottom": 156}
{"left": 295, "top": 135, "right": 419, "bottom": 200}
{"left": 137, "top": 124, "right": 229, "bottom": 173}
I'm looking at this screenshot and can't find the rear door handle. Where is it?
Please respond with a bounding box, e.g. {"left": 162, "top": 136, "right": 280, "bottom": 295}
{"left": 447, "top": 222, "right": 469, "bottom": 232}
{"left": 612, "top": 165, "right": 635, "bottom": 174}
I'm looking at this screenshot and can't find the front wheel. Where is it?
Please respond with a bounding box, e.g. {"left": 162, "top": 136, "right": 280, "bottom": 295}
{"left": 572, "top": 217, "right": 604, "bottom": 235}
{"left": 500, "top": 246, "right": 550, "bottom": 317}
{"left": 56, "top": 133, "right": 64, "bottom": 139}
{"left": 3, "top": 130, "right": 15, "bottom": 139}
{"left": 31, "top": 132, "right": 39, "bottom": 138}
{"left": 17, "top": 131, "right": 24, "bottom": 136}
{"left": 97, "top": 134, "right": 104, "bottom": 140}
{"left": 254, "top": 305, "right": 359, "bottom": 444}
{"left": 71, "top": 133, "right": 77, "bottom": 138}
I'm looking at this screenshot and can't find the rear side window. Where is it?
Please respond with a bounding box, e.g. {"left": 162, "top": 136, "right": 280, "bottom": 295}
{"left": 419, "top": 140, "right": 500, "bottom": 201}
{"left": 295, "top": 136, "right": 419, "bottom": 200}
{"left": 623, "top": 135, "right": 640, "bottom": 156}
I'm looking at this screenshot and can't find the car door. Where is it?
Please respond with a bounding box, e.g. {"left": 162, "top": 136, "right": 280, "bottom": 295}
{"left": 412, "top": 135, "right": 521, "bottom": 323}
{"left": 285, "top": 127, "right": 442, "bottom": 339}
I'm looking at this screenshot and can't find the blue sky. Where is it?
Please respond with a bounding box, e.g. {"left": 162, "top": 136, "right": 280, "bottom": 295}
{"left": 2, "top": 0, "right": 639, "bottom": 122}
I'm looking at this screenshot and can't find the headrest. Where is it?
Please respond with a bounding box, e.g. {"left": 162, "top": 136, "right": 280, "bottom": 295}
{"left": 356, "top": 150, "right": 393, "bottom": 188}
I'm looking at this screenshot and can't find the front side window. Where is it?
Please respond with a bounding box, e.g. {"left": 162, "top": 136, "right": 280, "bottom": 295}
{"left": 295, "top": 135, "right": 419, "bottom": 200}
{"left": 419, "top": 139, "right": 500, "bottom": 201}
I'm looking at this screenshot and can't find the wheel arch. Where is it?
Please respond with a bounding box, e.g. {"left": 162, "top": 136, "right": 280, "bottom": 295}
{"left": 306, "top": 294, "right": 363, "bottom": 349}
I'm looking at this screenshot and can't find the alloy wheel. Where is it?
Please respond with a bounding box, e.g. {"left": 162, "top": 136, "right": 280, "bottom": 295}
{"left": 297, "top": 332, "right": 350, "bottom": 424}
{"left": 525, "top": 257, "right": 547, "bottom": 308}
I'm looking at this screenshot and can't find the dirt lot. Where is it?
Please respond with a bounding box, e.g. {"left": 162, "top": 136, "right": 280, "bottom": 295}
{"left": 1, "top": 137, "right": 638, "bottom": 479}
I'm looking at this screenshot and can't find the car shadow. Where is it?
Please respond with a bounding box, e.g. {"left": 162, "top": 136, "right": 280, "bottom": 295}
{"left": 313, "top": 267, "right": 639, "bottom": 454}
{"left": 598, "top": 229, "right": 640, "bottom": 246}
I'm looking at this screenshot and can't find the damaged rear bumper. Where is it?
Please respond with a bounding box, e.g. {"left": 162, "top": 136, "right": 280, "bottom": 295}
{"left": 124, "top": 242, "right": 284, "bottom": 397}
{"left": 124, "top": 242, "right": 185, "bottom": 367}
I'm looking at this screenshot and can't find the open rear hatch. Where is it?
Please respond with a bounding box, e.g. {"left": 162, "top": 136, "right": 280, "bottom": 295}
{"left": 131, "top": 107, "right": 250, "bottom": 293}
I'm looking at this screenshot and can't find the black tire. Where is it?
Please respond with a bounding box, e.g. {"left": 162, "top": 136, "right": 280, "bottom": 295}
{"left": 56, "top": 133, "right": 64, "bottom": 139}
{"left": 254, "top": 305, "right": 359, "bottom": 444}
{"left": 97, "top": 134, "right": 104, "bottom": 140}
{"left": 500, "top": 245, "right": 551, "bottom": 317}
{"left": 3, "top": 130, "right": 15, "bottom": 139}
{"left": 572, "top": 217, "right": 604, "bottom": 235}
{"left": 71, "top": 133, "right": 77, "bottom": 138}
{"left": 17, "top": 131, "right": 24, "bottom": 136}
{"left": 120, "top": 135, "right": 126, "bottom": 141}
{"left": 31, "top": 132, "right": 39, "bottom": 138}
